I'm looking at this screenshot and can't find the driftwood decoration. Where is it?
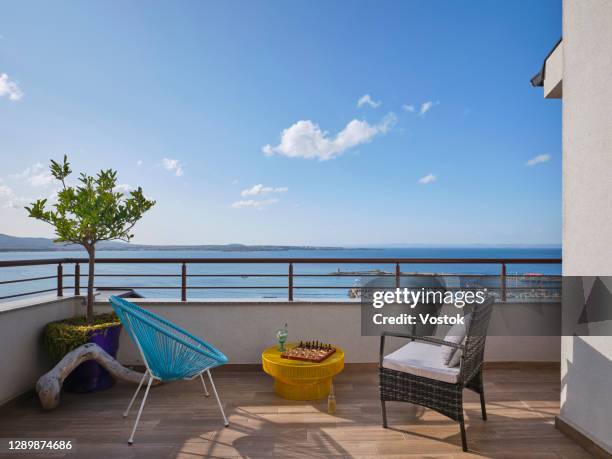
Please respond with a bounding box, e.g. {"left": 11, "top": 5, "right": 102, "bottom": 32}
{"left": 36, "top": 343, "right": 157, "bottom": 410}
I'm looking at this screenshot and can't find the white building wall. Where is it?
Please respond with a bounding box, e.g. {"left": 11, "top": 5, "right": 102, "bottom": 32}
{"left": 0, "top": 296, "right": 81, "bottom": 405}
{"left": 544, "top": 43, "right": 563, "bottom": 99}
{"left": 561, "top": 0, "right": 612, "bottom": 453}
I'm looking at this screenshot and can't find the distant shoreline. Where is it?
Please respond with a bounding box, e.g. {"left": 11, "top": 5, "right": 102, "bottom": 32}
{"left": 0, "top": 233, "right": 562, "bottom": 253}
{"left": 0, "top": 246, "right": 352, "bottom": 253}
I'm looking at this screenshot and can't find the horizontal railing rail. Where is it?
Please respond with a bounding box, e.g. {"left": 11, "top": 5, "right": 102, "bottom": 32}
{"left": 0, "top": 257, "right": 562, "bottom": 302}
{"left": 0, "top": 257, "right": 563, "bottom": 267}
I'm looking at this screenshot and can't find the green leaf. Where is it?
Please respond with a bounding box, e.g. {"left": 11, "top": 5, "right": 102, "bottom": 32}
{"left": 26, "top": 156, "right": 155, "bottom": 322}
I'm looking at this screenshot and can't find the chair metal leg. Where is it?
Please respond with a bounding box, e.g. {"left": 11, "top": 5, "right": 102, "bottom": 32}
{"left": 206, "top": 369, "right": 229, "bottom": 427}
{"left": 199, "top": 372, "right": 210, "bottom": 397}
{"left": 480, "top": 389, "right": 487, "bottom": 421}
{"left": 459, "top": 416, "right": 468, "bottom": 452}
{"left": 381, "top": 400, "right": 388, "bottom": 428}
{"left": 128, "top": 375, "right": 153, "bottom": 445}
{"left": 123, "top": 370, "right": 148, "bottom": 418}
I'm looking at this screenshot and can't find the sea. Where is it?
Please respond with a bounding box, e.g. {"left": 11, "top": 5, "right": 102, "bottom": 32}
{"left": 0, "top": 247, "right": 561, "bottom": 301}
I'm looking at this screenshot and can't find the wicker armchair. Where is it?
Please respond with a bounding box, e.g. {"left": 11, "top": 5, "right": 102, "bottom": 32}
{"left": 379, "top": 297, "right": 494, "bottom": 451}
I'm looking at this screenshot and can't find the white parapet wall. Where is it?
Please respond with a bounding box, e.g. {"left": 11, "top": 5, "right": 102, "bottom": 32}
{"left": 0, "top": 296, "right": 561, "bottom": 406}
{"left": 93, "top": 299, "right": 561, "bottom": 366}
{"left": 0, "top": 295, "right": 83, "bottom": 405}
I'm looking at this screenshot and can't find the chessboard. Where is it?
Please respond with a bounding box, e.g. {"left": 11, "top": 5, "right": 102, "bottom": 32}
{"left": 281, "top": 341, "right": 337, "bottom": 363}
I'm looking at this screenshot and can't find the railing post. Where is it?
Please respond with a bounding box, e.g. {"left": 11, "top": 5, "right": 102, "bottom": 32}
{"left": 74, "top": 263, "right": 80, "bottom": 296}
{"left": 288, "top": 263, "right": 294, "bottom": 301}
{"left": 57, "top": 263, "right": 63, "bottom": 297}
{"left": 395, "top": 263, "right": 401, "bottom": 290}
{"left": 181, "top": 263, "right": 187, "bottom": 302}
{"left": 501, "top": 263, "right": 507, "bottom": 302}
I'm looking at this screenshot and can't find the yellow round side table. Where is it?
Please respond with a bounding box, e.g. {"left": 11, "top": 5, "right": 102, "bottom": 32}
{"left": 261, "top": 343, "right": 345, "bottom": 400}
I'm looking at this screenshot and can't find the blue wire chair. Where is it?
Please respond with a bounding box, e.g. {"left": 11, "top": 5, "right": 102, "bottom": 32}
{"left": 109, "top": 296, "right": 229, "bottom": 445}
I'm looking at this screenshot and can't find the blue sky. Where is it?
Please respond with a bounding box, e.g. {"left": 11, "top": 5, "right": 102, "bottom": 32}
{"left": 0, "top": 0, "right": 561, "bottom": 246}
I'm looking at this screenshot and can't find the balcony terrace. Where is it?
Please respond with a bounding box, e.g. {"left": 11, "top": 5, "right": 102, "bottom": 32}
{"left": 0, "top": 257, "right": 593, "bottom": 458}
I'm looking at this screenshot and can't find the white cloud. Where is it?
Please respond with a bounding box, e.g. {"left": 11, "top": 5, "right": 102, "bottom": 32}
{"left": 161, "top": 158, "right": 184, "bottom": 176}
{"left": 241, "top": 184, "right": 288, "bottom": 197}
{"left": 0, "top": 184, "right": 12, "bottom": 197}
{"left": 0, "top": 177, "right": 38, "bottom": 209}
{"left": 0, "top": 183, "right": 29, "bottom": 209}
{"left": 0, "top": 73, "right": 23, "bottom": 101}
{"left": 402, "top": 104, "right": 415, "bottom": 112}
{"left": 3, "top": 201, "right": 23, "bottom": 209}
{"left": 136, "top": 160, "right": 143, "bottom": 167}
{"left": 44, "top": 188, "right": 62, "bottom": 204}
{"left": 231, "top": 198, "right": 279, "bottom": 209}
{"left": 27, "top": 171, "right": 53, "bottom": 187}
{"left": 419, "top": 101, "right": 439, "bottom": 116}
{"left": 8, "top": 163, "right": 53, "bottom": 187}
{"left": 114, "top": 184, "right": 133, "bottom": 192}
{"left": 263, "top": 113, "right": 396, "bottom": 161}
{"left": 418, "top": 174, "right": 437, "bottom": 185}
{"left": 9, "top": 163, "right": 44, "bottom": 180}
{"left": 357, "top": 94, "right": 381, "bottom": 108}
{"left": 526, "top": 154, "right": 551, "bottom": 166}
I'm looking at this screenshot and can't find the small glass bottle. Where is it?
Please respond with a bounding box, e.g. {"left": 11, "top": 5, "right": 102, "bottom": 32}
{"left": 327, "top": 382, "right": 336, "bottom": 415}
{"left": 276, "top": 323, "right": 288, "bottom": 352}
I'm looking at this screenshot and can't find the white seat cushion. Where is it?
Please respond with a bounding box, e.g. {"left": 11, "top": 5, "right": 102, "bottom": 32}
{"left": 382, "top": 341, "right": 460, "bottom": 384}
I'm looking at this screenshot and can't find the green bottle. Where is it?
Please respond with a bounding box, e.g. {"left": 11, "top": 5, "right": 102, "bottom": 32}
{"left": 276, "top": 323, "right": 288, "bottom": 352}
{"left": 328, "top": 382, "right": 336, "bottom": 415}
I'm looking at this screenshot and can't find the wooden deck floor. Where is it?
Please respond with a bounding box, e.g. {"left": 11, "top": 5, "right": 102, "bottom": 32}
{"left": 0, "top": 365, "right": 590, "bottom": 459}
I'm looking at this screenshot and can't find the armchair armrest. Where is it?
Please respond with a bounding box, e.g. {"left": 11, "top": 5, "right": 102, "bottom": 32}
{"left": 379, "top": 332, "right": 464, "bottom": 367}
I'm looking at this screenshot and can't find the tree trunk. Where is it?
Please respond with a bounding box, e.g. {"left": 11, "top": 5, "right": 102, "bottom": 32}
{"left": 36, "top": 343, "right": 159, "bottom": 410}
{"left": 86, "top": 245, "right": 95, "bottom": 323}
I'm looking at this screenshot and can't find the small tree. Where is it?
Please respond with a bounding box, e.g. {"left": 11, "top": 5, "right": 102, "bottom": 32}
{"left": 26, "top": 156, "right": 155, "bottom": 323}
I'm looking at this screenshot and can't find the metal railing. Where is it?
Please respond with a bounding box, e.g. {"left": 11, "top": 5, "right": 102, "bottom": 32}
{"left": 0, "top": 257, "right": 562, "bottom": 302}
